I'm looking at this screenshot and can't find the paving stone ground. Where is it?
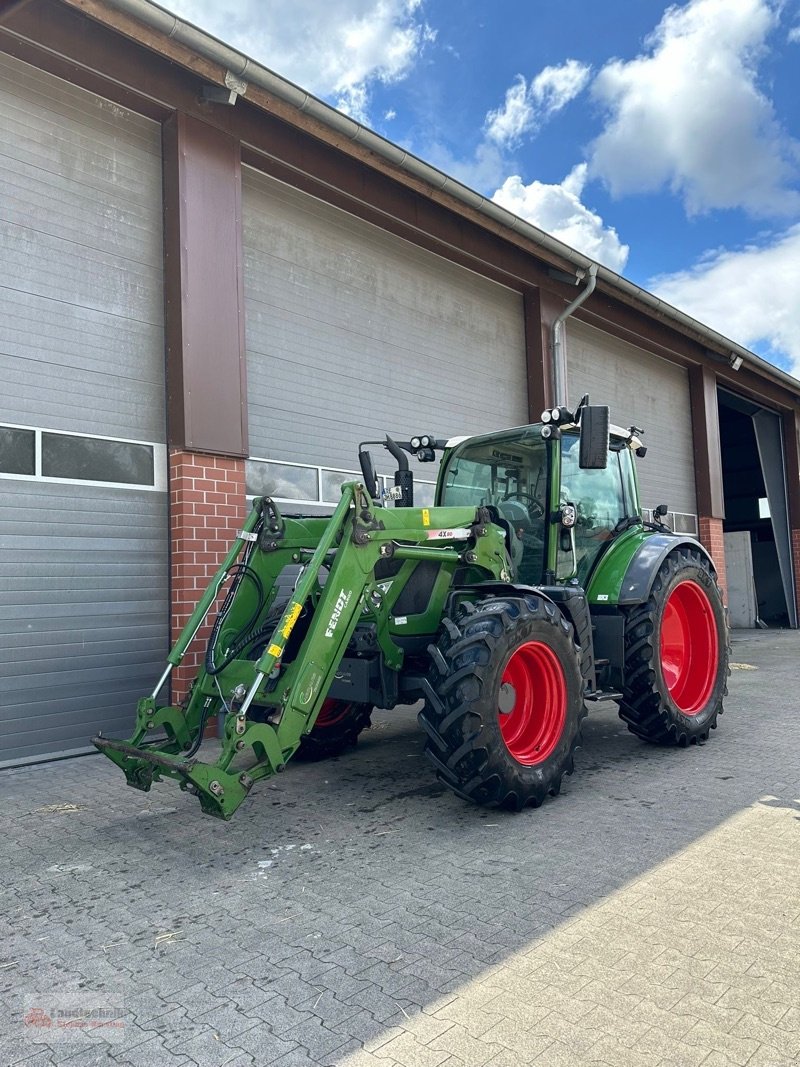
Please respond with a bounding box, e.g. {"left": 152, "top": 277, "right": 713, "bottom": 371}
{"left": 1, "top": 630, "right": 798, "bottom": 1067}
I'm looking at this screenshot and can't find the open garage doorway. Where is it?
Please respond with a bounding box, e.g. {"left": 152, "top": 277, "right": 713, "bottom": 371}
{"left": 718, "top": 389, "right": 797, "bottom": 628}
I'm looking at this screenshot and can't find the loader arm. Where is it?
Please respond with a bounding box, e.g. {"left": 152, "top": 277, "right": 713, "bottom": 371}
{"left": 94, "top": 484, "right": 509, "bottom": 818}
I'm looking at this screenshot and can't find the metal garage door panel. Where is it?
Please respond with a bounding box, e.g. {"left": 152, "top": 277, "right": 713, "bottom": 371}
{"left": 567, "top": 319, "right": 697, "bottom": 517}
{"left": 242, "top": 167, "right": 527, "bottom": 472}
{"left": 0, "top": 51, "right": 165, "bottom": 441}
{"left": 0, "top": 53, "right": 168, "bottom": 764}
{"left": 0, "top": 482, "right": 169, "bottom": 765}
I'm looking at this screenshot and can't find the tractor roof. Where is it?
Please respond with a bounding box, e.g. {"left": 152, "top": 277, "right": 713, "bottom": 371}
{"left": 445, "top": 423, "right": 643, "bottom": 452}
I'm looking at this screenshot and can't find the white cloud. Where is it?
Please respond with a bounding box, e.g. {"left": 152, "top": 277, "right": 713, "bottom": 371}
{"left": 486, "top": 60, "right": 591, "bottom": 146}
{"left": 651, "top": 226, "right": 800, "bottom": 377}
{"left": 164, "top": 0, "right": 434, "bottom": 123}
{"left": 789, "top": 25, "right": 800, "bottom": 42}
{"left": 590, "top": 0, "right": 799, "bottom": 216}
{"left": 491, "top": 164, "right": 629, "bottom": 272}
{"left": 486, "top": 76, "right": 530, "bottom": 146}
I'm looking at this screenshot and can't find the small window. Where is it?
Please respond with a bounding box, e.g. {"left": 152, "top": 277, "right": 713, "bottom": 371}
{"left": 41, "top": 433, "right": 154, "bottom": 485}
{"left": 246, "top": 460, "right": 317, "bottom": 501}
{"left": 321, "top": 469, "right": 359, "bottom": 503}
{"left": 0, "top": 426, "right": 35, "bottom": 475}
{"left": 414, "top": 481, "right": 436, "bottom": 508}
{"left": 672, "top": 513, "right": 699, "bottom": 535}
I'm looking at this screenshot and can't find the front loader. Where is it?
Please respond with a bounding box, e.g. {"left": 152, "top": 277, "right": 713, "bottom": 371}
{"left": 94, "top": 398, "right": 729, "bottom": 819}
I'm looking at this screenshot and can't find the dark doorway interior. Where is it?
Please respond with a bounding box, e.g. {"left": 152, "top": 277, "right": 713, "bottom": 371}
{"left": 718, "top": 390, "right": 794, "bottom": 627}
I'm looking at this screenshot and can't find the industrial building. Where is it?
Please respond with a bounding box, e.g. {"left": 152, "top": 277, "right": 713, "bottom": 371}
{"left": 1, "top": 0, "right": 799, "bottom": 765}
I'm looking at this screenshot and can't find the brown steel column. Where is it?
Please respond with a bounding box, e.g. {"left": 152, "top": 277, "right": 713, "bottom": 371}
{"left": 689, "top": 365, "right": 727, "bottom": 600}
{"left": 523, "top": 287, "right": 562, "bottom": 420}
{"left": 163, "top": 112, "right": 247, "bottom": 456}
{"left": 688, "top": 364, "right": 725, "bottom": 519}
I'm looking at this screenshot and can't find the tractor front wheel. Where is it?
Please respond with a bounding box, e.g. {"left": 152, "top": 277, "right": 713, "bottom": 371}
{"left": 619, "top": 546, "right": 729, "bottom": 745}
{"left": 420, "top": 595, "right": 585, "bottom": 810}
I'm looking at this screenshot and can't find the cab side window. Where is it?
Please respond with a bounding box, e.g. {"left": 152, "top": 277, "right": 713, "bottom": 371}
{"left": 558, "top": 434, "right": 627, "bottom": 583}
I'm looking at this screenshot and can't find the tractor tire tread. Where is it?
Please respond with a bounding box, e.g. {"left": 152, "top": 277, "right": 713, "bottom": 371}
{"left": 618, "top": 546, "right": 730, "bottom": 745}
{"left": 420, "top": 595, "right": 586, "bottom": 810}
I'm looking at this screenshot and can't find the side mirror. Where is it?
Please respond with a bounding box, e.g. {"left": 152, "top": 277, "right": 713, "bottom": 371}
{"left": 579, "top": 405, "right": 609, "bottom": 469}
{"left": 358, "top": 449, "right": 379, "bottom": 500}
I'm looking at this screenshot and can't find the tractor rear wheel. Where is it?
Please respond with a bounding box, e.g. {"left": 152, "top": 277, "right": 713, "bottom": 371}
{"left": 619, "top": 546, "right": 729, "bottom": 744}
{"left": 420, "top": 595, "right": 585, "bottom": 810}
{"left": 295, "top": 699, "right": 372, "bottom": 761}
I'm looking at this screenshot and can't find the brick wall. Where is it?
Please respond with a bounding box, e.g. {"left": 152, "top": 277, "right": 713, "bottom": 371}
{"left": 169, "top": 450, "right": 247, "bottom": 704}
{"left": 698, "top": 516, "right": 727, "bottom": 604}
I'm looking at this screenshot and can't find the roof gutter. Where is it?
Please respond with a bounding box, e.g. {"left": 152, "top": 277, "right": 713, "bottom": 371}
{"left": 100, "top": 0, "right": 799, "bottom": 397}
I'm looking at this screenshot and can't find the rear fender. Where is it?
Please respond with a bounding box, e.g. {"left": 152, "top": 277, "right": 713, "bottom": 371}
{"left": 588, "top": 532, "right": 715, "bottom": 607}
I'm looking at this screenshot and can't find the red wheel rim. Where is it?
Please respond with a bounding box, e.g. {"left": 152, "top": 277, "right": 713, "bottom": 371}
{"left": 314, "top": 699, "right": 352, "bottom": 729}
{"left": 660, "top": 580, "right": 718, "bottom": 715}
{"left": 498, "top": 642, "right": 567, "bottom": 765}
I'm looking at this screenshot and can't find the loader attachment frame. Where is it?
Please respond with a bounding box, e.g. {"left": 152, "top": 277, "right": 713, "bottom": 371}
{"left": 93, "top": 483, "right": 509, "bottom": 818}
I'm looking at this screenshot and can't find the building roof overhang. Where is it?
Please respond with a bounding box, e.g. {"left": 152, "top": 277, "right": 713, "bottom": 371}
{"left": 6, "top": 0, "right": 799, "bottom": 402}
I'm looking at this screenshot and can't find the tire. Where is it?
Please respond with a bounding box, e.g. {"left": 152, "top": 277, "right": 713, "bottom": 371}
{"left": 419, "top": 595, "right": 585, "bottom": 810}
{"left": 295, "top": 699, "right": 372, "bottom": 761}
{"left": 619, "top": 546, "right": 729, "bottom": 745}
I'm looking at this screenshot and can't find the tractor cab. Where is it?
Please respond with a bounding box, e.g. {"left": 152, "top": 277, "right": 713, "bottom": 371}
{"left": 436, "top": 425, "right": 549, "bottom": 584}
{"left": 436, "top": 408, "right": 644, "bottom": 588}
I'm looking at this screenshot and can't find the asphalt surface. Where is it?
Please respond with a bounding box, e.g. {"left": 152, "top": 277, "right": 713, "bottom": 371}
{"left": 1, "top": 630, "right": 798, "bottom": 1067}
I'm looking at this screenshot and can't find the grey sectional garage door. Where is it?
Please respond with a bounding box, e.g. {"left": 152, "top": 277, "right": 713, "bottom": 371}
{"left": 567, "top": 319, "right": 697, "bottom": 523}
{"left": 242, "top": 167, "right": 527, "bottom": 505}
{"left": 0, "top": 52, "right": 168, "bottom": 765}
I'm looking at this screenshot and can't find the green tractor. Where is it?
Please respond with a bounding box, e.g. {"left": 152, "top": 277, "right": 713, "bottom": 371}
{"left": 94, "top": 398, "right": 729, "bottom": 819}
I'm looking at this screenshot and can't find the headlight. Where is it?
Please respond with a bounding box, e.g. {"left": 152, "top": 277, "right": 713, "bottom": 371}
{"left": 561, "top": 504, "right": 577, "bottom": 528}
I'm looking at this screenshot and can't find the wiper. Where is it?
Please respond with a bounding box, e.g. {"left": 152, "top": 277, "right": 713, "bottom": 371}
{"left": 613, "top": 516, "right": 641, "bottom": 536}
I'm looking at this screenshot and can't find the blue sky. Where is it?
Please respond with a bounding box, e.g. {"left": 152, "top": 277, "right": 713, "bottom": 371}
{"left": 167, "top": 0, "right": 800, "bottom": 378}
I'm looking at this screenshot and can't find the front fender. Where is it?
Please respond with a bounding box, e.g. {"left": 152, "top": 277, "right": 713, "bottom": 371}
{"left": 587, "top": 531, "right": 715, "bottom": 607}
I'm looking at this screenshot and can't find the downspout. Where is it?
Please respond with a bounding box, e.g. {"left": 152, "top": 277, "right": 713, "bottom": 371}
{"left": 551, "top": 264, "right": 597, "bottom": 408}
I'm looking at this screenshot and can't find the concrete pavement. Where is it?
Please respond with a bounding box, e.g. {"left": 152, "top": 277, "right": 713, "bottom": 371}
{"left": 1, "top": 630, "right": 798, "bottom": 1067}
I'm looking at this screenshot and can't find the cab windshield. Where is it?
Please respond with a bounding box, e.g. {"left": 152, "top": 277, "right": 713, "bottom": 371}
{"left": 439, "top": 429, "right": 547, "bottom": 584}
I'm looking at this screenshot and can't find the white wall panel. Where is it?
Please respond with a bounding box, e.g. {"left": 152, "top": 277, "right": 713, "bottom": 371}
{"left": 242, "top": 167, "right": 527, "bottom": 474}
{"left": 567, "top": 319, "right": 697, "bottom": 517}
